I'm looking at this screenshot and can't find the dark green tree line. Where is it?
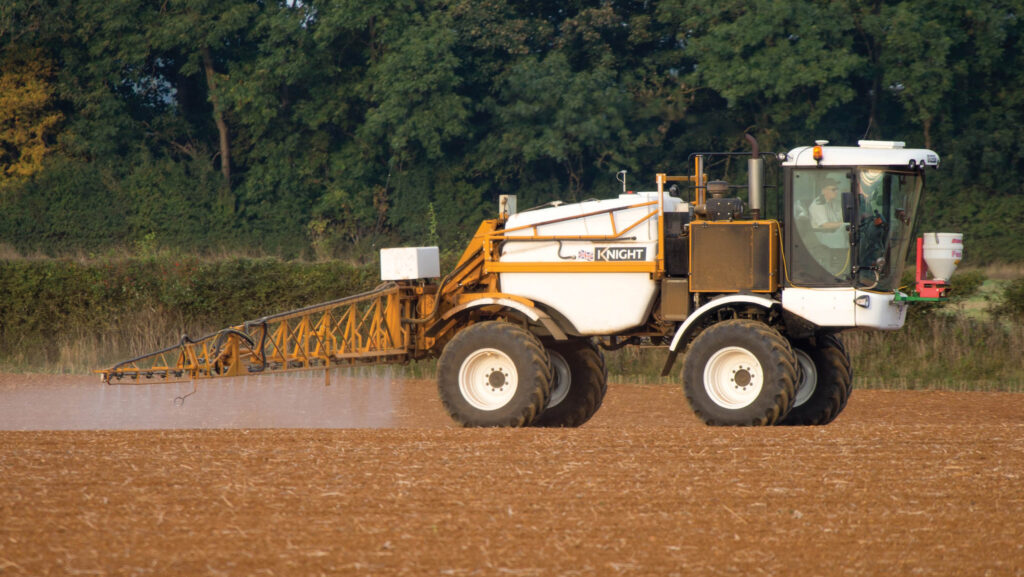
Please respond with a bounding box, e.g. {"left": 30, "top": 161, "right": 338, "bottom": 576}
{"left": 0, "top": 0, "right": 1021, "bottom": 262}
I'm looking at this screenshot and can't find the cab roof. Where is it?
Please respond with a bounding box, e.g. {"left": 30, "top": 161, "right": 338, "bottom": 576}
{"left": 783, "top": 140, "right": 940, "bottom": 169}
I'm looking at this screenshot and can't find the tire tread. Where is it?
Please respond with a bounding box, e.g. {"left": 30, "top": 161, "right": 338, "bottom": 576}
{"left": 779, "top": 334, "right": 852, "bottom": 426}
{"left": 437, "top": 322, "right": 551, "bottom": 427}
{"left": 682, "top": 319, "right": 797, "bottom": 427}
{"left": 533, "top": 340, "right": 607, "bottom": 428}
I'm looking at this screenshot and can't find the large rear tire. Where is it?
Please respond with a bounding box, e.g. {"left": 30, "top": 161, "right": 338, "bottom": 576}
{"left": 437, "top": 321, "right": 552, "bottom": 427}
{"left": 532, "top": 340, "right": 607, "bottom": 428}
{"left": 682, "top": 319, "right": 797, "bottom": 426}
{"left": 778, "top": 334, "right": 852, "bottom": 426}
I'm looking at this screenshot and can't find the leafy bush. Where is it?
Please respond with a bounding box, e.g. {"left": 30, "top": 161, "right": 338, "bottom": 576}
{"left": 0, "top": 157, "right": 132, "bottom": 254}
{"left": 991, "top": 277, "right": 1024, "bottom": 320}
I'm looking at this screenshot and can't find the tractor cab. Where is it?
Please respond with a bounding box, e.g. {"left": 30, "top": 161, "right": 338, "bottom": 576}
{"left": 780, "top": 140, "right": 941, "bottom": 330}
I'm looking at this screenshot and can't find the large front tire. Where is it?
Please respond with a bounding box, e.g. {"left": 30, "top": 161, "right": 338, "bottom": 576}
{"left": 778, "top": 334, "right": 852, "bottom": 426}
{"left": 532, "top": 340, "right": 607, "bottom": 428}
{"left": 682, "top": 319, "right": 797, "bottom": 426}
{"left": 437, "top": 321, "right": 552, "bottom": 427}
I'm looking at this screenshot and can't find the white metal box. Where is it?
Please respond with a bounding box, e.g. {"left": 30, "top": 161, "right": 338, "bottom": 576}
{"left": 380, "top": 247, "right": 440, "bottom": 281}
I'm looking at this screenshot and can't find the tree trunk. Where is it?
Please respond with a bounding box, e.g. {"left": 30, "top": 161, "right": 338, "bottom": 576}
{"left": 202, "top": 46, "right": 232, "bottom": 192}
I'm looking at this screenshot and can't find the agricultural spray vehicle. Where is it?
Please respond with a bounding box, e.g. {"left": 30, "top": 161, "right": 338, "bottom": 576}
{"left": 100, "top": 137, "right": 962, "bottom": 427}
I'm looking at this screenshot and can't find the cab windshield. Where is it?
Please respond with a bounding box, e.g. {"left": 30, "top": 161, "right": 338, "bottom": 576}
{"left": 788, "top": 167, "right": 923, "bottom": 291}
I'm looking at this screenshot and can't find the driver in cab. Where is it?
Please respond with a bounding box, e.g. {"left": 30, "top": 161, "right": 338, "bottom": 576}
{"left": 809, "top": 179, "right": 848, "bottom": 249}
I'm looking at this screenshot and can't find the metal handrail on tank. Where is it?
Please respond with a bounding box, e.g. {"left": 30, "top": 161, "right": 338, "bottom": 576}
{"left": 481, "top": 197, "right": 665, "bottom": 275}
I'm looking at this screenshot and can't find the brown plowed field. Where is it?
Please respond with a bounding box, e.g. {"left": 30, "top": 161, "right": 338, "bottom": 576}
{"left": 1, "top": 374, "right": 1023, "bottom": 576}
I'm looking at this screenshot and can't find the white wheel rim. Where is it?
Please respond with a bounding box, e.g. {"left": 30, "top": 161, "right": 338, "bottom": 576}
{"left": 793, "top": 349, "right": 817, "bottom": 408}
{"left": 703, "top": 346, "right": 764, "bottom": 409}
{"left": 546, "top": 351, "right": 571, "bottom": 409}
{"left": 459, "top": 348, "right": 518, "bottom": 411}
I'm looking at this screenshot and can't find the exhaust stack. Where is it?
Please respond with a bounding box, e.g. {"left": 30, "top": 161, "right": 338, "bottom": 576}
{"left": 745, "top": 133, "right": 764, "bottom": 219}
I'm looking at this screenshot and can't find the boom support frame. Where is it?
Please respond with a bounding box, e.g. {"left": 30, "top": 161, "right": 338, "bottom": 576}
{"left": 101, "top": 283, "right": 423, "bottom": 383}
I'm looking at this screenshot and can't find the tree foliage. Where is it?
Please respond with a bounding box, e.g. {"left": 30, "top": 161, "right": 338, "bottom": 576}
{"left": 0, "top": 0, "right": 1021, "bottom": 263}
{"left": 0, "top": 48, "right": 63, "bottom": 177}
